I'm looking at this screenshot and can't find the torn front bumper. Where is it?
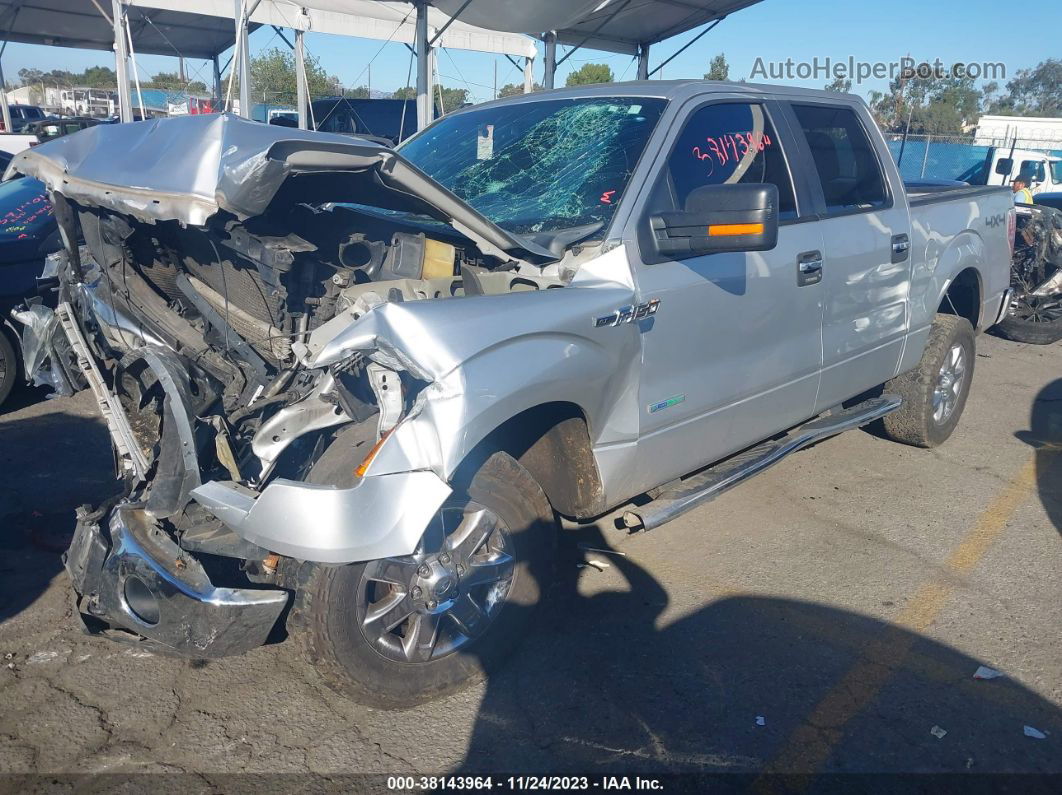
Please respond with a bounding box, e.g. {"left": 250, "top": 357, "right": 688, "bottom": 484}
{"left": 64, "top": 504, "right": 289, "bottom": 658}
{"left": 191, "top": 471, "right": 452, "bottom": 564}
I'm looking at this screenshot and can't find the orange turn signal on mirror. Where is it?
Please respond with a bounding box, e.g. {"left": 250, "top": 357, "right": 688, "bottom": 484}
{"left": 354, "top": 429, "right": 394, "bottom": 478}
{"left": 707, "top": 222, "right": 764, "bottom": 237}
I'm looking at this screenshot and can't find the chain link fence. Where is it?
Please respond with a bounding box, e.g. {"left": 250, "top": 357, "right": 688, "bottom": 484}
{"left": 885, "top": 132, "right": 1062, "bottom": 183}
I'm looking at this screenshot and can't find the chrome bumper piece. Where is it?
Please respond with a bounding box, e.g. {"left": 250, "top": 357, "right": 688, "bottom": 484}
{"left": 64, "top": 505, "right": 289, "bottom": 658}
{"left": 191, "top": 471, "right": 452, "bottom": 564}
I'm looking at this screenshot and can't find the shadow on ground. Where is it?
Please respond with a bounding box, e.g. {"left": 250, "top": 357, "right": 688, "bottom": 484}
{"left": 455, "top": 523, "right": 1061, "bottom": 777}
{"left": 0, "top": 401, "right": 117, "bottom": 624}
{"left": 1026, "top": 377, "right": 1062, "bottom": 535}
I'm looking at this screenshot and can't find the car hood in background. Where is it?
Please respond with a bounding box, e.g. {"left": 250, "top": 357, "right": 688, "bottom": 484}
{"left": 5, "top": 113, "right": 553, "bottom": 264}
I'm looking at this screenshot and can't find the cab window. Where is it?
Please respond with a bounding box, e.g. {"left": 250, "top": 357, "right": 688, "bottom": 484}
{"left": 662, "top": 102, "right": 797, "bottom": 219}
{"left": 791, "top": 103, "right": 887, "bottom": 214}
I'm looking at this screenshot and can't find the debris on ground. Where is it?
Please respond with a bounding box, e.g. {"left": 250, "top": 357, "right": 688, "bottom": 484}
{"left": 1023, "top": 726, "right": 1048, "bottom": 740}
{"left": 26, "top": 651, "right": 63, "bottom": 664}
{"left": 973, "top": 665, "right": 1003, "bottom": 680}
{"left": 930, "top": 725, "right": 948, "bottom": 739}
{"left": 577, "top": 559, "right": 611, "bottom": 572}
{"left": 577, "top": 544, "right": 628, "bottom": 557}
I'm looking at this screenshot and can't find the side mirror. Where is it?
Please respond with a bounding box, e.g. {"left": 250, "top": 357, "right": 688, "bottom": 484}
{"left": 995, "top": 158, "right": 1013, "bottom": 176}
{"left": 649, "top": 183, "right": 779, "bottom": 259}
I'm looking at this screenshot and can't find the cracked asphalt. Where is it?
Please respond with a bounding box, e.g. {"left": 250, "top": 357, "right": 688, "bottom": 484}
{"left": 0, "top": 332, "right": 1059, "bottom": 784}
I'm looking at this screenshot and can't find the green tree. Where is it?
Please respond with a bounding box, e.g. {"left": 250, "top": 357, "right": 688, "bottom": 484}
{"left": 80, "top": 66, "right": 117, "bottom": 88}
{"left": 392, "top": 85, "right": 468, "bottom": 111}
{"left": 498, "top": 81, "right": 541, "bottom": 97}
{"left": 437, "top": 86, "right": 469, "bottom": 111}
{"left": 704, "top": 53, "right": 729, "bottom": 81}
{"left": 824, "top": 75, "right": 852, "bottom": 93}
{"left": 144, "top": 71, "right": 208, "bottom": 93}
{"left": 565, "top": 63, "right": 613, "bottom": 86}
{"left": 868, "top": 68, "right": 983, "bottom": 134}
{"left": 249, "top": 47, "right": 342, "bottom": 105}
{"left": 987, "top": 59, "right": 1062, "bottom": 117}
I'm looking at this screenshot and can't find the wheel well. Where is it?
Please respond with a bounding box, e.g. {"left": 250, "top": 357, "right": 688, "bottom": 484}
{"left": 939, "top": 267, "right": 982, "bottom": 328}
{"left": 462, "top": 402, "right": 606, "bottom": 520}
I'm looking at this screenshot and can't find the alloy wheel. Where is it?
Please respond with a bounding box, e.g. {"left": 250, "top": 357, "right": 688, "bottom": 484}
{"left": 355, "top": 502, "right": 515, "bottom": 663}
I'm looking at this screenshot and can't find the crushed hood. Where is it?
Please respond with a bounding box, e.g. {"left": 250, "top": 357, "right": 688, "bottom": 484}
{"left": 6, "top": 112, "right": 554, "bottom": 263}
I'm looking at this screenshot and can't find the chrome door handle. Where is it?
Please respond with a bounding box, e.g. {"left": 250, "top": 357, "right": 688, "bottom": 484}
{"left": 892, "top": 233, "right": 911, "bottom": 263}
{"left": 797, "top": 251, "right": 823, "bottom": 286}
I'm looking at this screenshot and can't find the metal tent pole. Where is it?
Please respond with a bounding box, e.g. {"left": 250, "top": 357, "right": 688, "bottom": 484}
{"left": 636, "top": 43, "right": 650, "bottom": 80}
{"left": 295, "top": 27, "right": 308, "bottom": 129}
{"left": 523, "top": 55, "right": 534, "bottom": 93}
{"left": 235, "top": 0, "right": 251, "bottom": 118}
{"left": 543, "top": 31, "right": 557, "bottom": 90}
{"left": 111, "top": 0, "right": 132, "bottom": 122}
{"left": 0, "top": 60, "right": 11, "bottom": 134}
{"left": 0, "top": 1, "right": 20, "bottom": 133}
{"left": 415, "top": 1, "right": 431, "bottom": 129}
{"left": 212, "top": 54, "right": 222, "bottom": 108}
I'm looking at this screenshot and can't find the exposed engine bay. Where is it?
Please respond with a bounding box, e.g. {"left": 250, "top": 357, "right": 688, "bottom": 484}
{"left": 61, "top": 197, "right": 570, "bottom": 529}
{"left": 5, "top": 112, "right": 630, "bottom": 656}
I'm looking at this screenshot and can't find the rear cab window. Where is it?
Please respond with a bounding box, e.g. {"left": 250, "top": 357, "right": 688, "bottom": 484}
{"left": 791, "top": 103, "right": 889, "bottom": 215}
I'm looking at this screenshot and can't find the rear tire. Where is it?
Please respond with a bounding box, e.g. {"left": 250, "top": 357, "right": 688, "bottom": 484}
{"left": 994, "top": 313, "right": 1062, "bottom": 345}
{"left": 292, "top": 451, "right": 556, "bottom": 708}
{"left": 881, "top": 314, "right": 975, "bottom": 448}
{"left": 0, "top": 330, "right": 18, "bottom": 408}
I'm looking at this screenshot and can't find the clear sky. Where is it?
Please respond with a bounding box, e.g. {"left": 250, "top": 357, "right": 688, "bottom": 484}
{"left": 2, "top": 0, "right": 1059, "bottom": 104}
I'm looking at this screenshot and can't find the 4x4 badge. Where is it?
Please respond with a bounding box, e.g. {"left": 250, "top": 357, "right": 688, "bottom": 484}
{"left": 594, "top": 299, "right": 660, "bottom": 328}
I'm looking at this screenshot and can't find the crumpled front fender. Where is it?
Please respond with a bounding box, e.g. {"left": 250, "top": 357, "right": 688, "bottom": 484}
{"left": 190, "top": 470, "right": 452, "bottom": 564}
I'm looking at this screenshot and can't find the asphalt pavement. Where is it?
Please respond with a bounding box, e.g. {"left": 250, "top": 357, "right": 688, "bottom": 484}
{"left": 0, "top": 331, "right": 1059, "bottom": 785}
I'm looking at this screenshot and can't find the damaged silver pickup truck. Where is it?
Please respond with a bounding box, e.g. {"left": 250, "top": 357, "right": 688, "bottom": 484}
{"left": 8, "top": 82, "right": 1013, "bottom": 707}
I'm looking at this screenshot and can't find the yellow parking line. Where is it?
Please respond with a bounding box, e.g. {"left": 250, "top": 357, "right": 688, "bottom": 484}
{"left": 756, "top": 454, "right": 1042, "bottom": 783}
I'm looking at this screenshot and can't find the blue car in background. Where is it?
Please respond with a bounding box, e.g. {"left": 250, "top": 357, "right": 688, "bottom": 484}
{"left": 0, "top": 155, "right": 61, "bottom": 407}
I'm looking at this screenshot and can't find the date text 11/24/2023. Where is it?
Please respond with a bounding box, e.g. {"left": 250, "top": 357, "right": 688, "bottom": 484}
{"left": 386, "top": 775, "right": 665, "bottom": 790}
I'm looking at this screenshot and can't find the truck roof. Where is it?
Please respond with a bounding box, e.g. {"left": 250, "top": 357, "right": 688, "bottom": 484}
{"left": 450, "top": 79, "right": 868, "bottom": 112}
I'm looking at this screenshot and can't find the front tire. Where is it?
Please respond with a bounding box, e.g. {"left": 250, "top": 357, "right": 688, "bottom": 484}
{"left": 881, "top": 314, "right": 975, "bottom": 448}
{"left": 0, "top": 329, "right": 18, "bottom": 408}
{"left": 293, "top": 451, "right": 556, "bottom": 708}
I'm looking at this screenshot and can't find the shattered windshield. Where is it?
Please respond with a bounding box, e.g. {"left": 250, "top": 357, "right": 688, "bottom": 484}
{"left": 398, "top": 97, "right": 667, "bottom": 235}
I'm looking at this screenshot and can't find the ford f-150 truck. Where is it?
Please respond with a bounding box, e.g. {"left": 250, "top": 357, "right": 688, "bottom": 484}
{"left": 8, "top": 81, "right": 1013, "bottom": 707}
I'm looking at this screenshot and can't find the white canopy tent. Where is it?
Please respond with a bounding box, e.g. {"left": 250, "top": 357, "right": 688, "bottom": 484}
{"left": 0, "top": 1, "right": 766, "bottom": 137}
{"left": 434, "top": 0, "right": 766, "bottom": 87}
{"left": 135, "top": 1, "right": 539, "bottom": 130}
{"left": 0, "top": 1, "right": 538, "bottom": 133}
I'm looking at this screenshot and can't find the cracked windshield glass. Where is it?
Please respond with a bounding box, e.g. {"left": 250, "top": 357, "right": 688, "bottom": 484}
{"left": 398, "top": 97, "right": 667, "bottom": 235}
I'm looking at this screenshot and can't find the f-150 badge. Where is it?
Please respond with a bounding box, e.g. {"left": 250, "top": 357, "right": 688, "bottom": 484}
{"left": 594, "top": 299, "right": 660, "bottom": 328}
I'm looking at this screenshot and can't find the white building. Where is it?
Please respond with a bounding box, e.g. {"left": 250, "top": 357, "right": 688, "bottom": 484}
{"left": 974, "top": 115, "right": 1062, "bottom": 149}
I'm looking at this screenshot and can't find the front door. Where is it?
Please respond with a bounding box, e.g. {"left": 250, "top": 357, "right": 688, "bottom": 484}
{"left": 629, "top": 99, "right": 825, "bottom": 490}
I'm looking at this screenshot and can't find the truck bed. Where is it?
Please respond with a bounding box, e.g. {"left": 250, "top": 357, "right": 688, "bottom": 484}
{"left": 905, "top": 181, "right": 1009, "bottom": 206}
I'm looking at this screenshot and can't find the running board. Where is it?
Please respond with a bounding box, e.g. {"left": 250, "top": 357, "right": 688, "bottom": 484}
{"left": 622, "top": 395, "right": 902, "bottom": 532}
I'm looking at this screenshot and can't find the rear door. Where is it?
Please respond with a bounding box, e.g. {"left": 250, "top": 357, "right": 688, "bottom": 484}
{"left": 783, "top": 101, "right": 912, "bottom": 411}
{"left": 629, "top": 98, "right": 826, "bottom": 488}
